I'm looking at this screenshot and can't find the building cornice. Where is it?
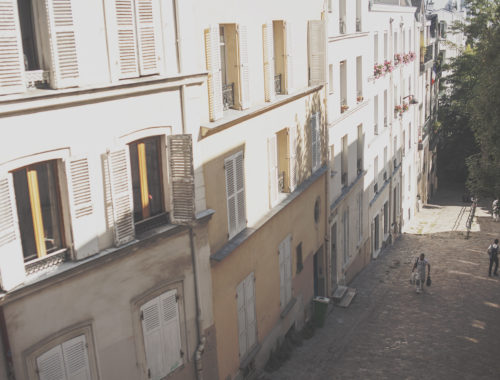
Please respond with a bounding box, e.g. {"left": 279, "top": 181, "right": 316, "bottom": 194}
{"left": 370, "top": 4, "right": 417, "bottom": 13}
{"left": 328, "top": 31, "right": 370, "bottom": 43}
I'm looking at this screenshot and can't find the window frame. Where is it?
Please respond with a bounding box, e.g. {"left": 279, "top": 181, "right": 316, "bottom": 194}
{"left": 224, "top": 151, "right": 246, "bottom": 239}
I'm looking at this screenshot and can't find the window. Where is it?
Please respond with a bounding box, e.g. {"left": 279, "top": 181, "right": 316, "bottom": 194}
{"left": 403, "top": 30, "right": 406, "bottom": 53}
{"left": 357, "top": 125, "right": 363, "bottom": 174}
{"left": 268, "top": 134, "right": 279, "bottom": 206}
{"left": 263, "top": 22, "right": 275, "bottom": 101}
{"left": 276, "top": 128, "right": 297, "bottom": 193}
{"left": 355, "top": 0, "right": 361, "bottom": 32}
{"left": 237, "top": 272, "right": 257, "bottom": 358}
{"left": 384, "top": 146, "right": 388, "bottom": 172}
{"left": 340, "top": 60, "right": 347, "bottom": 112}
{"left": 383, "top": 90, "right": 388, "bottom": 127}
{"left": 12, "top": 161, "right": 64, "bottom": 263}
{"left": 342, "top": 208, "right": 349, "bottom": 266}
{"left": 273, "top": 20, "right": 294, "bottom": 95}
{"left": 374, "top": 33, "right": 378, "bottom": 63}
{"left": 356, "top": 56, "right": 362, "bottom": 101}
{"left": 296, "top": 242, "right": 303, "bottom": 273}
{"left": 408, "top": 123, "right": 412, "bottom": 149}
{"left": 339, "top": 0, "right": 346, "bottom": 34}
{"left": 394, "top": 32, "right": 398, "bottom": 55}
{"left": 374, "top": 156, "right": 378, "bottom": 194}
{"left": 311, "top": 112, "right": 321, "bottom": 172}
{"left": 225, "top": 151, "right": 246, "bottom": 239}
{"left": 374, "top": 95, "right": 379, "bottom": 135}
{"left": 308, "top": 20, "right": 326, "bottom": 86}
{"left": 384, "top": 32, "right": 388, "bottom": 60}
{"left": 402, "top": 130, "right": 406, "bottom": 156}
{"left": 328, "top": 64, "right": 334, "bottom": 94}
{"left": 341, "top": 134, "right": 348, "bottom": 186}
{"left": 129, "top": 137, "right": 164, "bottom": 224}
{"left": 279, "top": 235, "right": 292, "bottom": 309}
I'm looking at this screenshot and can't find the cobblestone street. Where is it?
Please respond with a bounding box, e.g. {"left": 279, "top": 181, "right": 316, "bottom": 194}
{"left": 264, "top": 187, "right": 500, "bottom": 380}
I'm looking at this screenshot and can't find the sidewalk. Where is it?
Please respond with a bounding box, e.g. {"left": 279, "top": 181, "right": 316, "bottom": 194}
{"left": 264, "top": 187, "right": 500, "bottom": 380}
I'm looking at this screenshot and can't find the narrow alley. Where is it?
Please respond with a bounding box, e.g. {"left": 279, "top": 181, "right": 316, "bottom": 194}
{"left": 263, "top": 187, "right": 500, "bottom": 380}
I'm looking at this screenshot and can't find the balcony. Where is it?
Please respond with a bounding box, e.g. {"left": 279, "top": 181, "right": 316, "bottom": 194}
{"left": 274, "top": 74, "right": 282, "bottom": 95}
{"left": 222, "top": 83, "right": 235, "bottom": 110}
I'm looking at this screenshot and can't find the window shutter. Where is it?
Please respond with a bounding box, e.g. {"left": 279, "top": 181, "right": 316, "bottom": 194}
{"left": 61, "top": 335, "right": 91, "bottom": 380}
{"left": 262, "top": 22, "right": 275, "bottom": 102}
{"left": 168, "top": 135, "right": 195, "bottom": 224}
{"left": 108, "top": 148, "right": 135, "bottom": 246}
{"left": 204, "top": 26, "right": 223, "bottom": 121}
{"left": 160, "top": 289, "right": 182, "bottom": 373}
{"left": 268, "top": 135, "right": 278, "bottom": 207}
{"left": 0, "top": 0, "right": 25, "bottom": 94}
{"left": 244, "top": 273, "right": 256, "bottom": 350}
{"left": 308, "top": 20, "right": 326, "bottom": 86}
{"left": 225, "top": 151, "right": 246, "bottom": 239}
{"left": 289, "top": 127, "right": 297, "bottom": 191}
{"left": 0, "top": 176, "right": 26, "bottom": 291}
{"left": 234, "top": 152, "right": 246, "bottom": 234}
{"left": 115, "top": 0, "right": 140, "bottom": 79}
{"left": 278, "top": 240, "right": 286, "bottom": 309}
{"left": 237, "top": 25, "right": 250, "bottom": 110}
{"left": 66, "top": 157, "right": 98, "bottom": 260}
{"left": 37, "top": 344, "right": 66, "bottom": 380}
{"left": 134, "top": 0, "right": 160, "bottom": 76}
{"left": 284, "top": 21, "right": 294, "bottom": 94}
{"left": 141, "top": 296, "right": 165, "bottom": 380}
{"left": 236, "top": 279, "right": 247, "bottom": 357}
{"left": 45, "top": 0, "right": 80, "bottom": 89}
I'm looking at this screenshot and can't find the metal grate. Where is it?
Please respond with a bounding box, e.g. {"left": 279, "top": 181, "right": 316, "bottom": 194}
{"left": 25, "top": 249, "right": 67, "bottom": 275}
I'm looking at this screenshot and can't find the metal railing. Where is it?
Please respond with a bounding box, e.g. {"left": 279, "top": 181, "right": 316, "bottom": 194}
{"left": 374, "top": 183, "right": 378, "bottom": 194}
{"left": 274, "top": 74, "right": 282, "bottom": 95}
{"left": 278, "top": 171, "right": 285, "bottom": 192}
{"left": 222, "top": 83, "right": 234, "bottom": 110}
{"left": 357, "top": 158, "right": 363, "bottom": 174}
{"left": 384, "top": 116, "right": 388, "bottom": 127}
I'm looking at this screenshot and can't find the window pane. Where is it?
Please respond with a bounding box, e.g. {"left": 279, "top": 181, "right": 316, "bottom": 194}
{"left": 13, "top": 170, "right": 37, "bottom": 260}
{"left": 144, "top": 138, "right": 162, "bottom": 217}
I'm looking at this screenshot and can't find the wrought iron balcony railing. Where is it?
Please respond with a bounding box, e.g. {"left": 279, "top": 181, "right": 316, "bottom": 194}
{"left": 222, "top": 83, "right": 234, "bottom": 110}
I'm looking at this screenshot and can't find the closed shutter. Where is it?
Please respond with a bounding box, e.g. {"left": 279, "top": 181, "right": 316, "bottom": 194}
{"left": 37, "top": 344, "right": 66, "bottom": 380}
{"left": 61, "top": 335, "right": 91, "bottom": 380}
{"left": 236, "top": 279, "right": 247, "bottom": 357}
{"left": 308, "top": 20, "right": 326, "bottom": 86}
{"left": 0, "top": 176, "right": 25, "bottom": 291}
{"left": 268, "top": 135, "right": 278, "bottom": 207}
{"left": 66, "top": 157, "right": 98, "bottom": 260}
{"left": 45, "top": 0, "right": 80, "bottom": 89}
{"left": 0, "top": 0, "right": 25, "bottom": 94}
{"left": 160, "top": 289, "right": 182, "bottom": 373}
{"left": 288, "top": 127, "right": 297, "bottom": 191}
{"left": 237, "top": 25, "right": 250, "bottom": 110}
{"left": 284, "top": 21, "right": 294, "bottom": 94}
{"left": 115, "top": 0, "right": 139, "bottom": 79}
{"left": 134, "top": 0, "right": 160, "bottom": 75}
{"left": 225, "top": 151, "right": 246, "bottom": 239}
{"left": 235, "top": 152, "right": 246, "bottom": 233}
{"left": 108, "top": 148, "right": 135, "bottom": 246}
{"left": 262, "top": 22, "right": 275, "bottom": 102}
{"left": 167, "top": 135, "right": 194, "bottom": 224}
{"left": 141, "top": 297, "right": 165, "bottom": 379}
{"left": 278, "top": 240, "right": 286, "bottom": 309}
{"left": 204, "top": 26, "right": 223, "bottom": 121}
{"left": 244, "top": 273, "right": 256, "bottom": 349}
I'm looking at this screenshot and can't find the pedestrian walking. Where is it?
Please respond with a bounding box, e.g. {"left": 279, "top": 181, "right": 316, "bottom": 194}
{"left": 487, "top": 239, "right": 499, "bottom": 277}
{"left": 492, "top": 199, "right": 499, "bottom": 222}
{"left": 412, "top": 253, "right": 431, "bottom": 294}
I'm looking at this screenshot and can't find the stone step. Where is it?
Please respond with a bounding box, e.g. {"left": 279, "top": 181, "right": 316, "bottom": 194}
{"left": 332, "top": 285, "right": 348, "bottom": 303}
{"left": 338, "top": 287, "right": 357, "bottom": 308}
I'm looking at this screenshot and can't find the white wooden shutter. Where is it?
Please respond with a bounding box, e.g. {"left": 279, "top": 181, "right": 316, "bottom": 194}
{"left": 244, "top": 273, "right": 256, "bottom": 349}
{"left": 204, "top": 26, "right": 223, "bottom": 121}
{"left": 168, "top": 135, "right": 194, "bottom": 224}
{"left": 225, "top": 151, "right": 246, "bottom": 239}
{"left": 45, "top": 0, "right": 80, "bottom": 89}
{"left": 235, "top": 152, "right": 246, "bottom": 233}
{"left": 308, "top": 20, "right": 326, "bottom": 86}
{"left": 108, "top": 148, "right": 135, "bottom": 246}
{"left": 262, "top": 22, "right": 275, "bottom": 102}
{"left": 284, "top": 21, "right": 294, "bottom": 94}
{"left": 236, "top": 279, "right": 247, "bottom": 357}
{"left": 37, "top": 344, "right": 66, "bottom": 380}
{"left": 0, "top": 0, "right": 25, "bottom": 94}
{"left": 66, "top": 157, "right": 98, "bottom": 260}
{"left": 134, "top": 0, "right": 160, "bottom": 75}
{"left": 0, "top": 176, "right": 25, "bottom": 291}
{"left": 61, "top": 335, "right": 91, "bottom": 380}
{"left": 115, "top": 0, "right": 139, "bottom": 79}
{"left": 160, "top": 289, "right": 182, "bottom": 373}
{"left": 268, "top": 135, "right": 278, "bottom": 207}
{"left": 278, "top": 240, "right": 286, "bottom": 309}
{"left": 289, "top": 127, "right": 297, "bottom": 191}
{"left": 237, "top": 25, "right": 250, "bottom": 110}
{"left": 141, "top": 296, "right": 165, "bottom": 380}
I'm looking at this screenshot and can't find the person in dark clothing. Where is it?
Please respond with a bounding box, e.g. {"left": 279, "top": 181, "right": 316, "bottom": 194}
{"left": 487, "top": 239, "right": 499, "bottom": 277}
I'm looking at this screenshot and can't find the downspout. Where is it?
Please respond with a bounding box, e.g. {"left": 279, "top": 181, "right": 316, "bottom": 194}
{"left": 173, "top": 0, "right": 183, "bottom": 73}
{"left": 0, "top": 306, "right": 15, "bottom": 380}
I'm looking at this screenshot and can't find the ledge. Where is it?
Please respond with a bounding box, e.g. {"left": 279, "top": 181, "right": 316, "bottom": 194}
{"left": 370, "top": 178, "right": 390, "bottom": 207}
{"left": 200, "top": 85, "right": 324, "bottom": 139}
{"left": 280, "top": 297, "right": 297, "bottom": 319}
{"left": 328, "top": 31, "right": 370, "bottom": 42}
{"left": 211, "top": 166, "right": 328, "bottom": 263}
{"left": 328, "top": 100, "right": 368, "bottom": 128}
{"left": 330, "top": 170, "right": 366, "bottom": 213}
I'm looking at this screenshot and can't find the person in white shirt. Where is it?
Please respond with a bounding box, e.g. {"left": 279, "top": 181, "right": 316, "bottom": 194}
{"left": 492, "top": 199, "right": 499, "bottom": 222}
{"left": 412, "top": 253, "right": 431, "bottom": 294}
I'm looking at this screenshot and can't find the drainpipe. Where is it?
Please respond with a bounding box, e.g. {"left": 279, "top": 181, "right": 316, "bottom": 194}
{"left": 0, "top": 306, "right": 15, "bottom": 380}
{"left": 173, "top": 0, "right": 183, "bottom": 73}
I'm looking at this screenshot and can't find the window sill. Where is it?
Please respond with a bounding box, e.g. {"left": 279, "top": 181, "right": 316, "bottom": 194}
{"left": 280, "top": 297, "right": 297, "bottom": 319}
{"left": 328, "top": 31, "right": 369, "bottom": 42}
{"left": 328, "top": 99, "right": 368, "bottom": 127}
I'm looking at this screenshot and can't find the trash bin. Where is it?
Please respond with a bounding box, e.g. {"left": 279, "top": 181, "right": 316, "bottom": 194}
{"left": 313, "top": 296, "right": 330, "bottom": 327}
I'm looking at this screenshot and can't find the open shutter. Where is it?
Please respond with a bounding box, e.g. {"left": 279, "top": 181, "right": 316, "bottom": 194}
{"left": 160, "top": 289, "right": 182, "bottom": 374}
{"left": 225, "top": 155, "right": 237, "bottom": 238}
{"left": 244, "top": 273, "right": 256, "bottom": 349}
{"left": 278, "top": 240, "right": 286, "bottom": 309}
{"left": 308, "top": 20, "right": 326, "bottom": 86}
{"left": 115, "top": 0, "right": 139, "bottom": 79}
{"left": 268, "top": 135, "right": 278, "bottom": 207}
{"left": 284, "top": 21, "right": 294, "bottom": 94}
{"left": 236, "top": 279, "right": 247, "bottom": 357}
{"left": 135, "top": 0, "right": 160, "bottom": 75}
{"left": 62, "top": 335, "right": 91, "bottom": 380}
{"left": 37, "top": 344, "right": 66, "bottom": 380}
{"left": 234, "top": 152, "right": 246, "bottom": 234}
{"left": 204, "top": 26, "right": 223, "bottom": 121}
{"left": 0, "top": 176, "right": 25, "bottom": 291}
{"left": 0, "top": 0, "right": 25, "bottom": 94}
{"left": 237, "top": 25, "right": 250, "bottom": 110}
{"left": 66, "top": 157, "right": 98, "bottom": 260}
{"left": 168, "top": 135, "right": 194, "bottom": 224}
{"left": 289, "top": 127, "right": 297, "bottom": 191}
{"left": 141, "top": 296, "right": 165, "bottom": 380}
{"left": 262, "top": 22, "right": 275, "bottom": 102}
{"left": 284, "top": 235, "right": 292, "bottom": 303}
{"left": 45, "top": 0, "right": 80, "bottom": 89}
{"left": 108, "top": 148, "right": 135, "bottom": 246}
